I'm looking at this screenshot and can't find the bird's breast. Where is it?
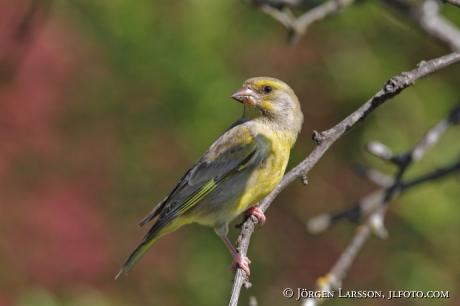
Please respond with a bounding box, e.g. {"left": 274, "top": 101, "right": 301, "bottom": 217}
{"left": 233, "top": 130, "right": 292, "bottom": 214}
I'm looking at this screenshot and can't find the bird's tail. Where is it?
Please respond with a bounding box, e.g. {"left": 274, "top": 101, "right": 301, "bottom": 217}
{"left": 115, "top": 234, "right": 160, "bottom": 280}
{"left": 115, "top": 218, "right": 185, "bottom": 279}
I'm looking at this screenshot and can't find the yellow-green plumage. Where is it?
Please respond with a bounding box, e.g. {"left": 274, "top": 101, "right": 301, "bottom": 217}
{"left": 116, "top": 77, "right": 303, "bottom": 279}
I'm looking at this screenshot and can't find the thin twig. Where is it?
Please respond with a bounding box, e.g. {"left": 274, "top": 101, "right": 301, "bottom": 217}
{"left": 308, "top": 104, "right": 460, "bottom": 231}
{"left": 307, "top": 189, "right": 386, "bottom": 234}
{"left": 228, "top": 52, "right": 460, "bottom": 306}
{"left": 308, "top": 154, "right": 460, "bottom": 233}
{"left": 402, "top": 155, "right": 460, "bottom": 188}
{"left": 294, "top": 0, "right": 354, "bottom": 38}
{"left": 353, "top": 164, "right": 394, "bottom": 187}
{"left": 246, "top": 0, "right": 355, "bottom": 44}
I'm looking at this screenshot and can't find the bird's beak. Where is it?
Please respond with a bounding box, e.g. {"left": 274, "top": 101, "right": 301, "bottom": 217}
{"left": 231, "top": 87, "right": 256, "bottom": 106}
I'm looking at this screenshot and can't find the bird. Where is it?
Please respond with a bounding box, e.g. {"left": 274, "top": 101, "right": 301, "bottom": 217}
{"left": 116, "top": 77, "right": 303, "bottom": 279}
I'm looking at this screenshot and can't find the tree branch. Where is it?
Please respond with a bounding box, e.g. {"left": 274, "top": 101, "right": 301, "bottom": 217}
{"left": 292, "top": 0, "right": 354, "bottom": 43}
{"left": 245, "top": 0, "right": 355, "bottom": 44}
{"left": 443, "top": 0, "right": 460, "bottom": 7}
{"left": 228, "top": 51, "right": 460, "bottom": 305}
{"left": 308, "top": 144, "right": 460, "bottom": 233}
{"left": 302, "top": 105, "right": 460, "bottom": 305}
{"left": 383, "top": 0, "right": 460, "bottom": 51}
{"left": 308, "top": 104, "right": 460, "bottom": 231}
{"left": 248, "top": 0, "right": 460, "bottom": 48}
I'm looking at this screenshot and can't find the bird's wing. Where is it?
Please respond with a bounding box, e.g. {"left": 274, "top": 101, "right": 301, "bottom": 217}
{"left": 139, "top": 125, "right": 257, "bottom": 227}
{"left": 138, "top": 169, "right": 192, "bottom": 227}
{"left": 117, "top": 136, "right": 257, "bottom": 278}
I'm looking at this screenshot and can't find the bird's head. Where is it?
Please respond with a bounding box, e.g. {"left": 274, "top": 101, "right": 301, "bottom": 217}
{"left": 231, "top": 77, "right": 303, "bottom": 134}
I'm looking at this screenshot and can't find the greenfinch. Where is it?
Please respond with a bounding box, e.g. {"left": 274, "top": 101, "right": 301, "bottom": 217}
{"left": 116, "top": 77, "right": 303, "bottom": 278}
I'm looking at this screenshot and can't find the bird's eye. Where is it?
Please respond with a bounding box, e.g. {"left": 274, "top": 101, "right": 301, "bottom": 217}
{"left": 263, "top": 85, "right": 273, "bottom": 93}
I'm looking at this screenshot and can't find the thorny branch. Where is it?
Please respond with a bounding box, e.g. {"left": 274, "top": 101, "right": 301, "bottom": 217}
{"left": 302, "top": 105, "right": 460, "bottom": 306}
{"left": 228, "top": 51, "right": 460, "bottom": 305}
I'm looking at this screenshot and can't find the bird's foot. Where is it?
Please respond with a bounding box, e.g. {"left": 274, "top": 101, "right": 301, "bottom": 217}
{"left": 229, "top": 254, "right": 251, "bottom": 276}
{"left": 246, "top": 206, "right": 266, "bottom": 226}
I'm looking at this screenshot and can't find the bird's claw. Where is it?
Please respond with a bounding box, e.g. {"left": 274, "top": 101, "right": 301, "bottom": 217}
{"left": 229, "top": 255, "right": 251, "bottom": 276}
{"left": 246, "top": 206, "right": 266, "bottom": 227}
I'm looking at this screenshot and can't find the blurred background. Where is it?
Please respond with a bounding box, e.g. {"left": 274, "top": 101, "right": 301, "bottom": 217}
{"left": 0, "top": 0, "right": 459, "bottom": 305}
